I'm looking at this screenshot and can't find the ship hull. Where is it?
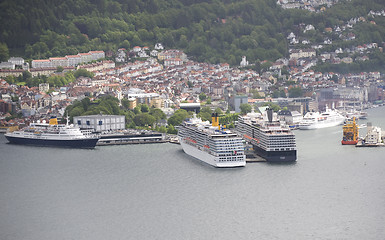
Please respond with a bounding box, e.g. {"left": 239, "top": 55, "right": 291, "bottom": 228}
{"left": 299, "top": 120, "right": 345, "bottom": 130}
{"left": 179, "top": 139, "right": 245, "bottom": 167}
{"left": 254, "top": 145, "right": 297, "bottom": 162}
{"left": 5, "top": 135, "right": 99, "bottom": 149}
{"left": 341, "top": 140, "right": 358, "bottom": 145}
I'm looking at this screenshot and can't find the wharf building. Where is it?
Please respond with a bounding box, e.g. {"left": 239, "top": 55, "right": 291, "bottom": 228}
{"left": 74, "top": 115, "right": 125, "bottom": 132}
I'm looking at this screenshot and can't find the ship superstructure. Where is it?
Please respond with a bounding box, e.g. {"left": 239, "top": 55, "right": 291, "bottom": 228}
{"left": 341, "top": 117, "right": 359, "bottom": 145}
{"left": 177, "top": 113, "right": 246, "bottom": 167}
{"left": 356, "top": 123, "right": 384, "bottom": 147}
{"left": 5, "top": 116, "right": 99, "bottom": 148}
{"left": 236, "top": 109, "right": 297, "bottom": 162}
{"left": 299, "top": 107, "right": 346, "bottom": 130}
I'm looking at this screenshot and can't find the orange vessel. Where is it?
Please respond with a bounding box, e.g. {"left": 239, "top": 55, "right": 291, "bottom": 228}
{"left": 341, "top": 117, "right": 359, "bottom": 145}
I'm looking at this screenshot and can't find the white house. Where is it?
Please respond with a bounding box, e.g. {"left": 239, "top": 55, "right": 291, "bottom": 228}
{"left": 8, "top": 57, "right": 24, "bottom": 65}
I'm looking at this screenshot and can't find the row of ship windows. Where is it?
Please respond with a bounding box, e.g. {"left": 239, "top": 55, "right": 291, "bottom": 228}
{"left": 218, "top": 153, "right": 244, "bottom": 157}
{"left": 264, "top": 145, "right": 296, "bottom": 149}
{"left": 216, "top": 147, "right": 244, "bottom": 151}
{"left": 218, "top": 157, "right": 244, "bottom": 162}
{"left": 270, "top": 148, "right": 295, "bottom": 151}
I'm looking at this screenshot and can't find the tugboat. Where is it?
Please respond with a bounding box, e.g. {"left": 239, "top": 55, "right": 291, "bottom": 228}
{"left": 341, "top": 117, "right": 359, "bottom": 145}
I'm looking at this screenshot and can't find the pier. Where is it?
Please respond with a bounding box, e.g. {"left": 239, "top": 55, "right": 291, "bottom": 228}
{"left": 245, "top": 152, "right": 267, "bottom": 162}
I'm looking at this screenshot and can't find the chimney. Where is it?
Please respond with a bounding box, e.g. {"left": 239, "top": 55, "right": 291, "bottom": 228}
{"left": 212, "top": 112, "right": 219, "bottom": 127}
{"left": 267, "top": 108, "right": 273, "bottom": 123}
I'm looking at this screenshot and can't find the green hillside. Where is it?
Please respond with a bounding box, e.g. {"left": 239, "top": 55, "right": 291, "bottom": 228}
{"left": 0, "top": 0, "right": 385, "bottom": 66}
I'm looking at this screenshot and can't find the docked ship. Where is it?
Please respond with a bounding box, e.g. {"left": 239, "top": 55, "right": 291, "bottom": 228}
{"left": 341, "top": 117, "right": 359, "bottom": 145}
{"left": 5, "top": 116, "right": 99, "bottom": 148}
{"left": 236, "top": 108, "right": 297, "bottom": 162}
{"left": 177, "top": 113, "right": 246, "bottom": 167}
{"left": 356, "top": 123, "right": 384, "bottom": 147}
{"left": 299, "top": 107, "right": 346, "bottom": 130}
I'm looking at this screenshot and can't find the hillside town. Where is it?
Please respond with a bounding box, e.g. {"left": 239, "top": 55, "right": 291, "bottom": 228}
{"left": 1, "top": 39, "right": 384, "bottom": 130}
{"left": 1, "top": 7, "right": 385, "bottom": 129}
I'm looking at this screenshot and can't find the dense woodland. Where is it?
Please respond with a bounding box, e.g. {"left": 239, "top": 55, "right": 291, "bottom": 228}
{"left": 1, "top": 0, "right": 385, "bottom": 68}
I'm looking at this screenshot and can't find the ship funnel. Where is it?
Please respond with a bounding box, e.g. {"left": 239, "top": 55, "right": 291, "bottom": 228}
{"left": 212, "top": 113, "right": 219, "bottom": 127}
{"left": 267, "top": 108, "right": 273, "bottom": 123}
{"left": 49, "top": 116, "right": 58, "bottom": 125}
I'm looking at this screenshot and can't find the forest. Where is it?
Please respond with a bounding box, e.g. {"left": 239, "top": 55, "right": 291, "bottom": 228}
{"left": 1, "top": 0, "right": 385, "bottom": 67}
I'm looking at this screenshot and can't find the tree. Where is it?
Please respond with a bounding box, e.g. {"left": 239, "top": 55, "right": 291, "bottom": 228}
{"left": 262, "top": 102, "right": 281, "bottom": 112}
{"left": 133, "top": 113, "right": 156, "bottom": 126}
{"left": 198, "top": 106, "right": 212, "bottom": 121}
{"left": 240, "top": 103, "right": 252, "bottom": 115}
{"left": 133, "top": 106, "right": 142, "bottom": 114}
{"left": 121, "top": 98, "right": 130, "bottom": 109}
{"left": 288, "top": 87, "right": 303, "bottom": 98}
{"left": 150, "top": 108, "right": 166, "bottom": 121}
{"left": 167, "top": 109, "right": 189, "bottom": 126}
{"left": 74, "top": 69, "right": 94, "bottom": 78}
{"left": 199, "top": 92, "right": 207, "bottom": 101}
{"left": 56, "top": 66, "right": 64, "bottom": 72}
{"left": 0, "top": 43, "right": 9, "bottom": 62}
{"left": 140, "top": 104, "right": 150, "bottom": 113}
{"left": 167, "top": 124, "right": 177, "bottom": 134}
{"left": 214, "top": 107, "right": 223, "bottom": 115}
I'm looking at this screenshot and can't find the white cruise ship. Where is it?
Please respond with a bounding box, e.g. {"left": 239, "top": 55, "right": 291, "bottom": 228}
{"left": 299, "top": 107, "right": 346, "bottom": 130}
{"left": 236, "top": 108, "right": 297, "bottom": 162}
{"left": 177, "top": 113, "right": 246, "bottom": 167}
{"left": 5, "top": 116, "right": 99, "bottom": 148}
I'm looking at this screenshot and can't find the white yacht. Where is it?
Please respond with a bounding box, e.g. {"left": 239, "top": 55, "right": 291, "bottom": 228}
{"left": 299, "top": 107, "right": 346, "bottom": 130}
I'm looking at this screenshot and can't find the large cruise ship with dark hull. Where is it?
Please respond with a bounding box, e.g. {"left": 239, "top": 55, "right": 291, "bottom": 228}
{"left": 5, "top": 117, "right": 99, "bottom": 149}
{"left": 236, "top": 109, "right": 297, "bottom": 162}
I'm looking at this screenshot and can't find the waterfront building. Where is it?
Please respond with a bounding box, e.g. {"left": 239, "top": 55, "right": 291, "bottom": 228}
{"left": 74, "top": 115, "right": 126, "bottom": 132}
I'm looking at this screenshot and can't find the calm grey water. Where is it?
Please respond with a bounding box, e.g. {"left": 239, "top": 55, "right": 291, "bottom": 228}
{"left": 1, "top": 107, "right": 385, "bottom": 240}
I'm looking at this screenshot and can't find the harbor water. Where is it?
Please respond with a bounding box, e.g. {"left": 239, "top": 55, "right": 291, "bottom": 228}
{"left": 0, "top": 106, "right": 384, "bottom": 239}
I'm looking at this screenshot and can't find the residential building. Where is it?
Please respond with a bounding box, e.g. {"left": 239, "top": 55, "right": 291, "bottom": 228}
{"left": 289, "top": 49, "right": 316, "bottom": 59}
{"left": 89, "top": 51, "right": 105, "bottom": 60}
{"left": 39, "top": 83, "right": 49, "bottom": 93}
{"left": 49, "top": 57, "right": 68, "bottom": 68}
{"left": 8, "top": 57, "right": 25, "bottom": 65}
{"left": 66, "top": 55, "right": 82, "bottom": 66}
{"left": 32, "top": 59, "right": 52, "bottom": 68}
